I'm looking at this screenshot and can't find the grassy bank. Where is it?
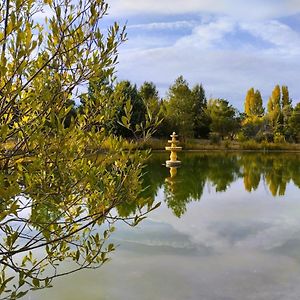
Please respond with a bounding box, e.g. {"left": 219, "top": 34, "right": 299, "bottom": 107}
{"left": 139, "top": 138, "right": 300, "bottom": 152}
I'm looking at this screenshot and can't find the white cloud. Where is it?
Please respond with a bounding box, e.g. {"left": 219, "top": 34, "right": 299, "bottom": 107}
{"left": 117, "top": 16, "right": 300, "bottom": 108}
{"left": 120, "top": 35, "right": 170, "bottom": 51}
{"left": 109, "top": 0, "right": 300, "bottom": 21}
{"left": 128, "top": 20, "right": 196, "bottom": 30}
{"left": 175, "top": 17, "right": 236, "bottom": 48}
{"left": 240, "top": 20, "right": 300, "bottom": 55}
{"left": 109, "top": 0, "right": 226, "bottom": 17}
{"left": 119, "top": 47, "right": 299, "bottom": 108}
{"left": 149, "top": 182, "right": 300, "bottom": 253}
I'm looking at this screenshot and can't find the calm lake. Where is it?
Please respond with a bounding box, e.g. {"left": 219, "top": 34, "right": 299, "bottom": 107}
{"left": 31, "top": 152, "right": 300, "bottom": 300}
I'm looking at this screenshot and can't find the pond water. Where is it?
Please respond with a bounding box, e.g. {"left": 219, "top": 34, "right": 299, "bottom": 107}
{"left": 31, "top": 152, "right": 300, "bottom": 300}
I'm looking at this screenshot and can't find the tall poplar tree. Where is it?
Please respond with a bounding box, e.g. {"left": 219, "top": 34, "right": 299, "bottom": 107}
{"left": 244, "top": 87, "right": 255, "bottom": 116}
{"left": 282, "top": 85, "right": 292, "bottom": 107}
{"left": 281, "top": 85, "right": 293, "bottom": 139}
{"left": 244, "top": 88, "right": 264, "bottom": 117}
{"left": 267, "top": 85, "right": 281, "bottom": 112}
{"left": 267, "top": 85, "right": 282, "bottom": 132}
{"left": 254, "top": 90, "right": 264, "bottom": 116}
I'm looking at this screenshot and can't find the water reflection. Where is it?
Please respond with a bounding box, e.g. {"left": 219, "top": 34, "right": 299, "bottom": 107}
{"left": 34, "top": 152, "right": 300, "bottom": 300}
{"left": 142, "top": 152, "right": 300, "bottom": 217}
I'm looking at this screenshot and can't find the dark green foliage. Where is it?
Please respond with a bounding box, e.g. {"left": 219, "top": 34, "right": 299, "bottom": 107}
{"left": 112, "top": 80, "right": 146, "bottom": 137}
{"left": 206, "top": 99, "right": 239, "bottom": 139}
{"left": 139, "top": 81, "right": 159, "bottom": 102}
{"left": 164, "top": 76, "right": 210, "bottom": 139}
{"left": 289, "top": 103, "right": 300, "bottom": 142}
{"left": 192, "top": 84, "right": 210, "bottom": 138}
{"left": 165, "top": 76, "right": 194, "bottom": 138}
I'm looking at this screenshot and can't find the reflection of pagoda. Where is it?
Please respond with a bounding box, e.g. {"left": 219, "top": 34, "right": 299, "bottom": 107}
{"left": 164, "top": 165, "right": 186, "bottom": 217}
{"left": 165, "top": 163, "right": 180, "bottom": 202}
{"left": 165, "top": 166, "right": 179, "bottom": 201}
{"left": 165, "top": 132, "right": 182, "bottom": 167}
{"left": 165, "top": 166, "right": 178, "bottom": 184}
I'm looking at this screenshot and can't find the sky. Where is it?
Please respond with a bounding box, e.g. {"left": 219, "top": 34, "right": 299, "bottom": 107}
{"left": 105, "top": 0, "right": 300, "bottom": 110}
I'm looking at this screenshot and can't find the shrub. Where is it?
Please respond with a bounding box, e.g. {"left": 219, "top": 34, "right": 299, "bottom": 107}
{"left": 240, "top": 140, "right": 260, "bottom": 150}
{"left": 209, "top": 132, "right": 221, "bottom": 144}
{"left": 262, "top": 132, "right": 274, "bottom": 142}
{"left": 274, "top": 132, "right": 285, "bottom": 144}
{"left": 224, "top": 140, "right": 230, "bottom": 149}
{"left": 235, "top": 132, "right": 247, "bottom": 142}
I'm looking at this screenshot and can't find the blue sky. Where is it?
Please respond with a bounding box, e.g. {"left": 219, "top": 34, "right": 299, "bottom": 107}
{"left": 106, "top": 0, "right": 300, "bottom": 110}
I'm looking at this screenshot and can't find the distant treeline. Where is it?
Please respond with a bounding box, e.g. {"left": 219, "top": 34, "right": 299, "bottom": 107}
{"left": 72, "top": 76, "right": 300, "bottom": 143}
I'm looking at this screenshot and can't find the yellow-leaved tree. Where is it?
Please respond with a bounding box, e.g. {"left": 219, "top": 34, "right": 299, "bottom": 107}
{"left": 0, "top": 0, "right": 159, "bottom": 299}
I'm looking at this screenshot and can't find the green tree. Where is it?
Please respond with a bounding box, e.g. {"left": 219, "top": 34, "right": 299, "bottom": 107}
{"left": 192, "top": 84, "right": 210, "bottom": 138}
{"left": 81, "top": 77, "right": 115, "bottom": 133}
{"left": 138, "top": 82, "right": 165, "bottom": 137}
{"left": 139, "top": 81, "right": 159, "bottom": 103}
{"left": 206, "top": 99, "right": 239, "bottom": 139}
{"left": 110, "top": 80, "right": 146, "bottom": 137}
{"left": 154, "top": 99, "right": 171, "bottom": 137}
{"left": 166, "top": 76, "right": 194, "bottom": 138}
{"left": 289, "top": 103, "right": 300, "bottom": 142}
{"left": 0, "top": 1, "right": 158, "bottom": 298}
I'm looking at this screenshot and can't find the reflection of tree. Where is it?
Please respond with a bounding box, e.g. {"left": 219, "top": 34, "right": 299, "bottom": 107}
{"left": 289, "top": 160, "right": 300, "bottom": 188}
{"left": 141, "top": 153, "right": 168, "bottom": 200}
{"left": 239, "top": 153, "right": 300, "bottom": 196}
{"left": 143, "top": 153, "right": 242, "bottom": 217}
{"left": 164, "top": 168, "right": 186, "bottom": 217}
{"left": 164, "top": 154, "right": 210, "bottom": 217}
{"left": 0, "top": 150, "right": 156, "bottom": 299}
{"left": 206, "top": 154, "right": 241, "bottom": 192}
{"left": 265, "top": 158, "right": 288, "bottom": 196}
{"left": 240, "top": 155, "right": 261, "bottom": 192}
{"left": 143, "top": 152, "right": 300, "bottom": 218}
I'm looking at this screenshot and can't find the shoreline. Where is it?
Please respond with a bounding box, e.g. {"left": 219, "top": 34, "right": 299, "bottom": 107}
{"left": 151, "top": 149, "right": 300, "bottom": 153}
{"left": 139, "top": 138, "right": 300, "bottom": 152}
